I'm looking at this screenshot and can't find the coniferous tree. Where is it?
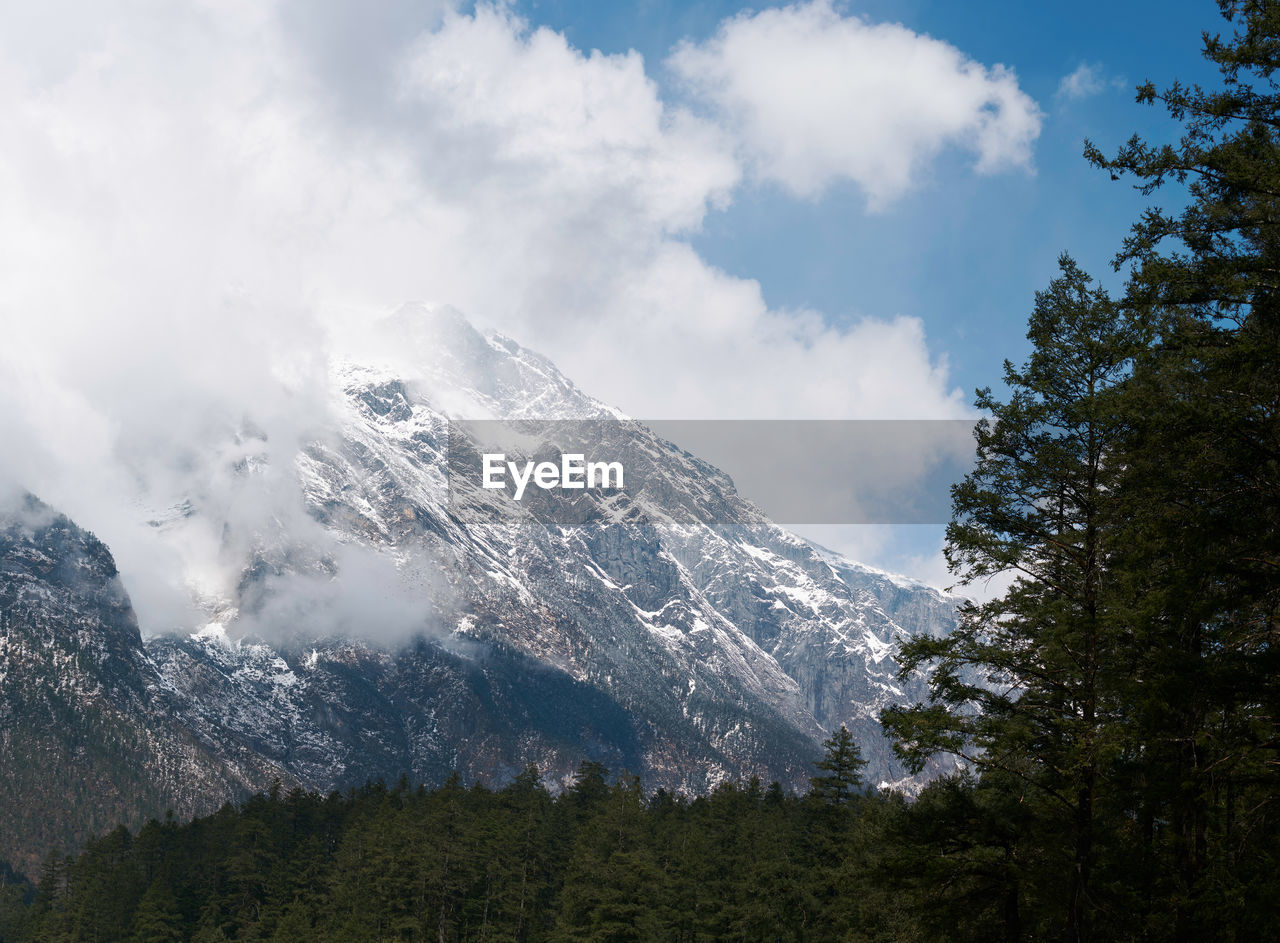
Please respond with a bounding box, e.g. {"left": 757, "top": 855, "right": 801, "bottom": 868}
{"left": 0, "top": 861, "right": 32, "bottom": 943}
{"left": 553, "top": 773, "right": 662, "bottom": 943}
{"left": 268, "top": 898, "right": 313, "bottom": 943}
{"left": 882, "top": 256, "right": 1136, "bottom": 942}
{"left": 1082, "top": 4, "right": 1280, "bottom": 937}
{"left": 129, "top": 881, "right": 183, "bottom": 943}
{"left": 1084, "top": 2, "right": 1280, "bottom": 656}
{"left": 879, "top": 772, "right": 1032, "bottom": 943}
{"left": 491, "top": 765, "right": 555, "bottom": 942}
{"left": 809, "top": 725, "right": 867, "bottom": 805}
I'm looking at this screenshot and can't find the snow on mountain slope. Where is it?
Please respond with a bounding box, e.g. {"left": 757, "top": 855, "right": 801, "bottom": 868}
{"left": 144, "top": 303, "right": 965, "bottom": 793}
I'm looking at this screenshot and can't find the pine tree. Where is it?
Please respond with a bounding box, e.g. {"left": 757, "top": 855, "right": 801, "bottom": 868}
{"left": 553, "top": 774, "right": 663, "bottom": 943}
{"left": 1084, "top": 4, "right": 1280, "bottom": 936}
{"left": 0, "top": 860, "right": 32, "bottom": 943}
{"left": 129, "top": 881, "right": 183, "bottom": 943}
{"left": 882, "top": 256, "right": 1136, "bottom": 942}
{"left": 268, "top": 898, "right": 313, "bottom": 943}
{"left": 808, "top": 726, "right": 867, "bottom": 805}
{"left": 879, "top": 772, "right": 1033, "bottom": 943}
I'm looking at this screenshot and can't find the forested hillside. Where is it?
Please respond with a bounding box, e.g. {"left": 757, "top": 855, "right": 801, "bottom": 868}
{"left": 0, "top": 736, "right": 929, "bottom": 943}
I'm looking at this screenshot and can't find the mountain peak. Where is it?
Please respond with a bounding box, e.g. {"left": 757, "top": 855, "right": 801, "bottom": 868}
{"left": 335, "top": 303, "right": 618, "bottom": 421}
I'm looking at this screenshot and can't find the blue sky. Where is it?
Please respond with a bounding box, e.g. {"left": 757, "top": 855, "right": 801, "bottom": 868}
{"left": 493, "top": 0, "right": 1225, "bottom": 584}
{"left": 516, "top": 0, "right": 1220, "bottom": 402}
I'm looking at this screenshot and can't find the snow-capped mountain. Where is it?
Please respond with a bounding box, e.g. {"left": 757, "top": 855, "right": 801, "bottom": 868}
{"left": 0, "top": 303, "right": 965, "bottom": 872}
{"left": 148, "top": 304, "right": 964, "bottom": 786}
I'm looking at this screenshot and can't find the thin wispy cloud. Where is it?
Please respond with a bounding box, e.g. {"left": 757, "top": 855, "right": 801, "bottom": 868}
{"left": 1056, "top": 61, "right": 1125, "bottom": 101}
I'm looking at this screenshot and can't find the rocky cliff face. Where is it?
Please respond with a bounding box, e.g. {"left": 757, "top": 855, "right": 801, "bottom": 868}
{"left": 0, "top": 495, "right": 288, "bottom": 876}
{"left": 0, "top": 304, "right": 966, "bottom": 873}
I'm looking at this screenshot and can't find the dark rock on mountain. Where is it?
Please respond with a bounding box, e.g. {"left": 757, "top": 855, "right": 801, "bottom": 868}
{"left": 0, "top": 494, "right": 285, "bottom": 876}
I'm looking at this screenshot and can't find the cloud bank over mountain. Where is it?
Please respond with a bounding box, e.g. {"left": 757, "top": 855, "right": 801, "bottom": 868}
{"left": 0, "top": 0, "right": 1039, "bottom": 621}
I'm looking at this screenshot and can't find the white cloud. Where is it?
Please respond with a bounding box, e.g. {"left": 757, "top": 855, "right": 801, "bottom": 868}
{"left": 0, "top": 0, "right": 984, "bottom": 629}
{"left": 1056, "top": 62, "right": 1122, "bottom": 101}
{"left": 552, "top": 241, "right": 966, "bottom": 419}
{"left": 397, "top": 6, "right": 739, "bottom": 234}
{"left": 669, "top": 0, "right": 1042, "bottom": 206}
